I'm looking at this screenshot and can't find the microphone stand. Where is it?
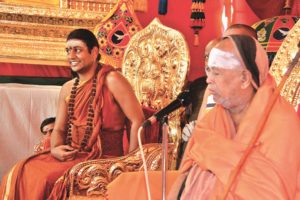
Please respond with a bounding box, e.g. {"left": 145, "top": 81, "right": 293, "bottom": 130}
{"left": 161, "top": 115, "right": 169, "bottom": 200}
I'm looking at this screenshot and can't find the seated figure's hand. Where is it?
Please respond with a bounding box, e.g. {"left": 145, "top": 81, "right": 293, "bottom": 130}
{"left": 182, "top": 120, "right": 196, "bottom": 142}
{"left": 51, "top": 145, "right": 78, "bottom": 161}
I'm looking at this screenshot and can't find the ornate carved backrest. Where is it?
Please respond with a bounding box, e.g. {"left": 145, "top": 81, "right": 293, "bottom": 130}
{"left": 270, "top": 19, "right": 300, "bottom": 111}
{"left": 122, "top": 17, "right": 190, "bottom": 144}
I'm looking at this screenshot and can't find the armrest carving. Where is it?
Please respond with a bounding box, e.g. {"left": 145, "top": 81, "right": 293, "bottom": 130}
{"left": 68, "top": 143, "right": 175, "bottom": 197}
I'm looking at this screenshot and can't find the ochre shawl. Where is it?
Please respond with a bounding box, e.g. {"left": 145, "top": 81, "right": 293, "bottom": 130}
{"left": 0, "top": 64, "right": 127, "bottom": 200}
{"left": 180, "top": 75, "right": 300, "bottom": 199}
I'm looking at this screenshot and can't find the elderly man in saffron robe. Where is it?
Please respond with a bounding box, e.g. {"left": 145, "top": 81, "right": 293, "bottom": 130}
{"left": 168, "top": 35, "right": 300, "bottom": 199}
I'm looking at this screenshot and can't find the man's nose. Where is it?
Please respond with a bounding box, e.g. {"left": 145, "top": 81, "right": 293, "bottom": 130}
{"left": 206, "top": 73, "right": 213, "bottom": 84}
{"left": 68, "top": 49, "right": 77, "bottom": 59}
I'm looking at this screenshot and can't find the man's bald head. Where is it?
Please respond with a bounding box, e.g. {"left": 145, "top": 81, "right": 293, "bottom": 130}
{"left": 224, "top": 24, "right": 257, "bottom": 39}
{"left": 204, "top": 38, "right": 222, "bottom": 65}
{"left": 208, "top": 35, "right": 269, "bottom": 88}
{"left": 208, "top": 38, "right": 244, "bottom": 70}
{"left": 205, "top": 38, "right": 222, "bottom": 56}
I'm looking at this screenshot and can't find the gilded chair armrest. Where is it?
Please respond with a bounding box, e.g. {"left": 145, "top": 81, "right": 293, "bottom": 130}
{"left": 68, "top": 143, "right": 175, "bottom": 197}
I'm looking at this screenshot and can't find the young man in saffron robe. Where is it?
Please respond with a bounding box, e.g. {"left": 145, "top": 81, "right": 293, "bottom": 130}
{"left": 0, "top": 29, "right": 145, "bottom": 199}
{"left": 167, "top": 35, "right": 300, "bottom": 199}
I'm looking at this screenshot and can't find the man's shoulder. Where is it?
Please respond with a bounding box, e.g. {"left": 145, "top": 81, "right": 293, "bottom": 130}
{"left": 103, "top": 67, "right": 130, "bottom": 91}
{"left": 99, "top": 64, "right": 120, "bottom": 75}
{"left": 64, "top": 78, "right": 76, "bottom": 85}
{"left": 61, "top": 78, "right": 76, "bottom": 91}
{"left": 101, "top": 64, "right": 122, "bottom": 80}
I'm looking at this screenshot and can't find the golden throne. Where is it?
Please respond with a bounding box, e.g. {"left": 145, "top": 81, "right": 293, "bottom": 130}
{"left": 269, "top": 18, "right": 300, "bottom": 111}
{"left": 122, "top": 18, "right": 190, "bottom": 144}
{"left": 67, "top": 18, "right": 190, "bottom": 199}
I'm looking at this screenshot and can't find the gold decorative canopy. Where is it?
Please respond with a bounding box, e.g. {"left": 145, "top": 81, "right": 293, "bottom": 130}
{"left": 0, "top": 1, "right": 117, "bottom": 65}
{"left": 270, "top": 19, "right": 300, "bottom": 111}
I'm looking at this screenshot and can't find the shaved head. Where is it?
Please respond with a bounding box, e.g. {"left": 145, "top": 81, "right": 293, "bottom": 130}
{"left": 205, "top": 38, "right": 222, "bottom": 57}
{"left": 204, "top": 38, "right": 222, "bottom": 65}
{"left": 224, "top": 24, "right": 257, "bottom": 39}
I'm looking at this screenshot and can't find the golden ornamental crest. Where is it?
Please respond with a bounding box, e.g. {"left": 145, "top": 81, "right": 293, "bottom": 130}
{"left": 270, "top": 20, "right": 300, "bottom": 110}
{"left": 122, "top": 18, "right": 190, "bottom": 111}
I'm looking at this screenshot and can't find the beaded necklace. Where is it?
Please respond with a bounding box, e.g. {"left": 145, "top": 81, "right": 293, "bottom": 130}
{"left": 66, "top": 72, "right": 97, "bottom": 151}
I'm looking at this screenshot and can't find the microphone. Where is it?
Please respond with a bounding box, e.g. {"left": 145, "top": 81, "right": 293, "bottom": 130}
{"left": 142, "top": 90, "right": 191, "bottom": 128}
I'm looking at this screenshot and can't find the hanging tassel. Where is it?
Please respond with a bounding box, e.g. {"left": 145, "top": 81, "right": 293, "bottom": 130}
{"left": 193, "top": 30, "right": 200, "bottom": 46}
{"left": 190, "top": 0, "right": 206, "bottom": 46}
{"left": 158, "top": 0, "right": 168, "bottom": 15}
{"left": 133, "top": 0, "right": 148, "bottom": 12}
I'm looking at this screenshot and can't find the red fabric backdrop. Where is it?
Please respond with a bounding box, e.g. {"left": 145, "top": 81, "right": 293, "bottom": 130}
{"left": 0, "top": 62, "right": 70, "bottom": 77}
{"left": 136, "top": 0, "right": 300, "bottom": 81}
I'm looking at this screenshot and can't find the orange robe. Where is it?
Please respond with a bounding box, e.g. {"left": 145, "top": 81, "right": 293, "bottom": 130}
{"left": 33, "top": 136, "right": 51, "bottom": 153}
{"left": 178, "top": 75, "right": 300, "bottom": 199}
{"left": 0, "top": 65, "right": 128, "bottom": 200}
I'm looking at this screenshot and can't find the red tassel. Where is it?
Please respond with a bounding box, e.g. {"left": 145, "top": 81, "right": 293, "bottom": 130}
{"left": 193, "top": 32, "right": 200, "bottom": 46}
{"left": 190, "top": 0, "right": 205, "bottom": 47}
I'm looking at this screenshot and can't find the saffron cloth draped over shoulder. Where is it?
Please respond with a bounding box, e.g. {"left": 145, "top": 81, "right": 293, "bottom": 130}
{"left": 0, "top": 64, "right": 128, "bottom": 200}
{"left": 176, "top": 35, "right": 300, "bottom": 200}
{"left": 179, "top": 75, "right": 300, "bottom": 199}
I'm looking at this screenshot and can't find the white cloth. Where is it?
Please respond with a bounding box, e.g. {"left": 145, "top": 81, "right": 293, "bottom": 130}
{"left": 208, "top": 48, "right": 244, "bottom": 70}
{"left": 182, "top": 121, "right": 196, "bottom": 142}
{"left": 0, "top": 83, "right": 60, "bottom": 179}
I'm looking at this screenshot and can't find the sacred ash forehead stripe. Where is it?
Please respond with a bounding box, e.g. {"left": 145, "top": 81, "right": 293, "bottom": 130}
{"left": 207, "top": 47, "right": 244, "bottom": 70}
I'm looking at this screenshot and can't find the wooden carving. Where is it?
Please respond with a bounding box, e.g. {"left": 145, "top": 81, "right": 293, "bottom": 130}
{"left": 122, "top": 18, "right": 190, "bottom": 147}
{"left": 68, "top": 143, "right": 175, "bottom": 197}
{"left": 0, "top": 1, "right": 116, "bottom": 65}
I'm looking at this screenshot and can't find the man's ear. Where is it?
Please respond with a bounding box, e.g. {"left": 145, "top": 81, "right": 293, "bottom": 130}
{"left": 240, "top": 70, "right": 252, "bottom": 89}
{"left": 92, "top": 46, "right": 99, "bottom": 59}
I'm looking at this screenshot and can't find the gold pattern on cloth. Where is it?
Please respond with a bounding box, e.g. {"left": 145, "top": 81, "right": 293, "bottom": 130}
{"left": 270, "top": 19, "right": 300, "bottom": 111}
